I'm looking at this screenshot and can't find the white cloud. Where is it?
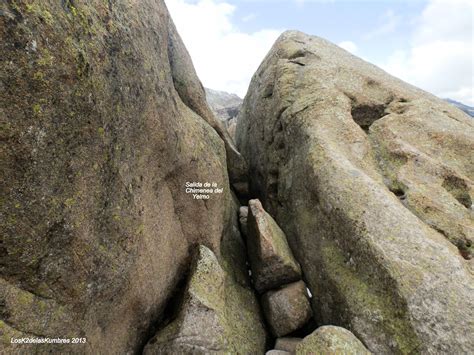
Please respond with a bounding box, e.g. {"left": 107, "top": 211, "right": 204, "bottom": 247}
{"left": 242, "top": 13, "right": 256, "bottom": 22}
{"left": 338, "top": 41, "right": 358, "bottom": 54}
{"left": 165, "top": 0, "right": 282, "bottom": 97}
{"left": 381, "top": 0, "right": 473, "bottom": 105}
{"left": 363, "top": 9, "right": 400, "bottom": 40}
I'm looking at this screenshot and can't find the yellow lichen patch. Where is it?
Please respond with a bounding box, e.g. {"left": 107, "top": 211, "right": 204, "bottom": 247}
{"left": 64, "top": 198, "right": 75, "bottom": 207}
{"left": 37, "top": 48, "right": 55, "bottom": 67}
{"left": 17, "top": 290, "right": 34, "bottom": 306}
{"left": 320, "top": 240, "right": 422, "bottom": 354}
{"left": 32, "top": 103, "right": 42, "bottom": 115}
{"left": 26, "top": 2, "right": 53, "bottom": 26}
{"left": 33, "top": 71, "right": 44, "bottom": 81}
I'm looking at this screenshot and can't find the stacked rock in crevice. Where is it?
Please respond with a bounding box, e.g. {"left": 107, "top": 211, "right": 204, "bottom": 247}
{"left": 239, "top": 206, "right": 249, "bottom": 237}
{"left": 274, "top": 337, "right": 303, "bottom": 353}
{"left": 261, "top": 281, "right": 313, "bottom": 337}
{"left": 143, "top": 245, "right": 267, "bottom": 354}
{"left": 246, "top": 199, "right": 302, "bottom": 293}
{"left": 244, "top": 199, "right": 313, "bottom": 338}
{"left": 296, "top": 326, "right": 371, "bottom": 355}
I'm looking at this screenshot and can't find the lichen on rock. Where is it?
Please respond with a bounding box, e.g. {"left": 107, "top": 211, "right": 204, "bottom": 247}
{"left": 247, "top": 199, "right": 302, "bottom": 293}
{"left": 143, "top": 245, "right": 267, "bottom": 354}
{"left": 236, "top": 30, "right": 474, "bottom": 354}
{"left": 296, "top": 326, "right": 371, "bottom": 355}
{"left": 0, "top": 0, "right": 245, "bottom": 353}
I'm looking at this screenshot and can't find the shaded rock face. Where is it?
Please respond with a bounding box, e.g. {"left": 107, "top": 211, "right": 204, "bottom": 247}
{"left": 236, "top": 31, "right": 474, "bottom": 354}
{"left": 143, "top": 245, "right": 266, "bottom": 354}
{"left": 296, "top": 326, "right": 370, "bottom": 355}
{"left": 275, "top": 337, "right": 302, "bottom": 353}
{"left": 239, "top": 206, "right": 249, "bottom": 237}
{"left": 0, "top": 1, "right": 243, "bottom": 353}
{"left": 226, "top": 116, "right": 238, "bottom": 141}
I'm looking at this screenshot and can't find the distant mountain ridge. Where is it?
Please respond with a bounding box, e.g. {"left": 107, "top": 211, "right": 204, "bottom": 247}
{"left": 445, "top": 98, "right": 474, "bottom": 117}
{"left": 205, "top": 88, "right": 244, "bottom": 140}
{"left": 205, "top": 88, "right": 243, "bottom": 122}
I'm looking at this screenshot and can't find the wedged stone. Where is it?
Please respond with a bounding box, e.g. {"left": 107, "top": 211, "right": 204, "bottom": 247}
{"left": 236, "top": 30, "right": 474, "bottom": 353}
{"left": 261, "top": 281, "right": 312, "bottom": 337}
{"left": 143, "top": 245, "right": 266, "bottom": 354}
{"left": 296, "top": 326, "right": 370, "bottom": 355}
{"left": 239, "top": 206, "right": 249, "bottom": 236}
{"left": 247, "top": 199, "right": 301, "bottom": 292}
{"left": 267, "top": 350, "right": 291, "bottom": 355}
{"left": 275, "top": 337, "right": 303, "bottom": 353}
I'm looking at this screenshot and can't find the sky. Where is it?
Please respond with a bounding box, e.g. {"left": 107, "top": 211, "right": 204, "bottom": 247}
{"left": 165, "top": 0, "right": 473, "bottom": 105}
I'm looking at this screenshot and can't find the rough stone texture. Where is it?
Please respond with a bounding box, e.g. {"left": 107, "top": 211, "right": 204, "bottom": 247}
{"left": 0, "top": 1, "right": 244, "bottom": 353}
{"left": 267, "top": 350, "right": 291, "bottom": 355}
{"left": 247, "top": 199, "right": 302, "bottom": 292}
{"left": 296, "top": 326, "right": 370, "bottom": 355}
{"left": 261, "top": 281, "right": 312, "bottom": 337}
{"left": 239, "top": 206, "right": 249, "bottom": 237}
{"left": 227, "top": 116, "right": 238, "bottom": 140}
{"left": 236, "top": 31, "right": 474, "bottom": 353}
{"left": 275, "top": 337, "right": 302, "bottom": 353}
{"left": 143, "top": 245, "right": 266, "bottom": 354}
{"left": 168, "top": 36, "right": 248, "bottom": 189}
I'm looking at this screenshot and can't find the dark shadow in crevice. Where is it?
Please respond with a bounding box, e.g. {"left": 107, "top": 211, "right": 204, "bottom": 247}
{"left": 136, "top": 264, "right": 190, "bottom": 354}
{"left": 458, "top": 240, "right": 472, "bottom": 260}
{"left": 433, "top": 226, "right": 472, "bottom": 261}
{"left": 442, "top": 175, "right": 472, "bottom": 209}
{"left": 389, "top": 186, "right": 407, "bottom": 202}
{"left": 351, "top": 103, "right": 388, "bottom": 133}
{"left": 284, "top": 318, "right": 318, "bottom": 339}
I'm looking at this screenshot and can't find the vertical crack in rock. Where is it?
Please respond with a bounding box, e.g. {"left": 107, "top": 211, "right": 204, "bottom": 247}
{"left": 137, "top": 263, "right": 190, "bottom": 354}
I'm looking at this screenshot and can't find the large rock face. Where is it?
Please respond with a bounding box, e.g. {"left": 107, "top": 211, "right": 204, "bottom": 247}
{"left": 236, "top": 31, "right": 474, "bottom": 354}
{"left": 0, "top": 1, "right": 243, "bottom": 353}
